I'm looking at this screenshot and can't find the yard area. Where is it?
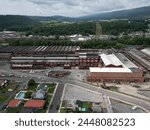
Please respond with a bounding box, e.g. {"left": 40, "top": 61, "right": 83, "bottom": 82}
{"left": 47, "top": 84, "right": 56, "bottom": 93}
{"left": 27, "top": 83, "right": 39, "bottom": 91}
{"left": 39, "top": 95, "right": 52, "bottom": 113}
{"left": 0, "top": 81, "right": 18, "bottom": 93}
{"left": 27, "top": 82, "right": 56, "bottom": 93}
{"left": 0, "top": 95, "right": 9, "bottom": 104}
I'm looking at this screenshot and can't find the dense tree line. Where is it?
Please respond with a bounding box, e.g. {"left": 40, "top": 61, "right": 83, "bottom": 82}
{"left": 101, "top": 20, "right": 148, "bottom": 35}
{"left": 5, "top": 36, "right": 150, "bottom": 49}
{"left": 0, "top": 15, "right": 149, "bottom": 36}
{"left": 24, "top": 20, "right": 148, "bottom": 36}
{"left": 0, "top": 15, "right": 36, "bottom": 31}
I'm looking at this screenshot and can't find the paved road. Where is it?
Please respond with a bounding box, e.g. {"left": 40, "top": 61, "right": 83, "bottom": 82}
{"left": 48, "top": 81, "right": 64, "bottom": 113}
{"left": 1, "top": 68, "right": 150, "bottom": 112}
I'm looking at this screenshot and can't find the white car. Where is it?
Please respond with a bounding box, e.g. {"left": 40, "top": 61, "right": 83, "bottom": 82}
{"left": 9, "top": 74, "right": 14, "bottom": 77}
{"left": 132, "top": 106, "right": 137, "bottom": 110}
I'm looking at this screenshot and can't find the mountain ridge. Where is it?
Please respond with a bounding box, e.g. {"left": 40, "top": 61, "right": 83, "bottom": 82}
{"left": 79, "top": 6, "right": 150, "bottom": 20}
{"left": 0, "top": 6, "right": 150, "bottom": 23}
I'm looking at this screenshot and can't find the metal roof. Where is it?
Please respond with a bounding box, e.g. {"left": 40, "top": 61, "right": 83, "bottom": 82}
{"left": 100, "top": 53, "right": 123, "bottom": 67}
{"left": 129, "top": 49, "right": 150, "bottom": 67}
{"left": 141, "top": 48, "right": 150, "bottom": 56}
{"left": 90, "top": 67, "right": 132, "bottom": 73}
{"left": 0, "top": 46, "right": 79, "bottom": 53}
{"left": 115, "top": 53, "right": 138, "bottom": 69}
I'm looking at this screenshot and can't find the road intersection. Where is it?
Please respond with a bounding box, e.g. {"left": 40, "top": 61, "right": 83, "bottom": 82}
{"left": 0, "top": 68, "right": 150, "bottom": 112}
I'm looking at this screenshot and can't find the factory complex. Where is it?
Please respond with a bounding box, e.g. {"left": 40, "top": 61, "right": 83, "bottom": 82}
{"left": 0, "top": 46, "right": 149, "bottom": 83}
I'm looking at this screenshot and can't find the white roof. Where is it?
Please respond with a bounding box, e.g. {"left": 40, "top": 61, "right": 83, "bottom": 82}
{"left": 90, "top": 67, "right": 132, "bottom": 73}
{"left": 115, "top": 53, "right": 138, "bottom": 69}
{"left": 100, "top": 53, "right": 123, "bottom": 67}
{"left": 141, "top": 48, "right": 150, "bottom": 56}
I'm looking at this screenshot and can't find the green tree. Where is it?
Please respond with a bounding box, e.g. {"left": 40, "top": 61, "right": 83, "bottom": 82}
{"left": 28, "top": 79, "right": 36, "bottom": 87}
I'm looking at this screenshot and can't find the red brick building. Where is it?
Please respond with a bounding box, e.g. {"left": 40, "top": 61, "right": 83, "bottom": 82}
{"left": 87, "top": 67, "right": 144, "bottom": 82}
{"left": 79, "top": 53, "right": 99, "bottom": 69}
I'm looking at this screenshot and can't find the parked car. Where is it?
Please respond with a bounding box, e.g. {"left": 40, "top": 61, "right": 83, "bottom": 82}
{"left": 132, "top": 106, "right": 137, "bottom": 110}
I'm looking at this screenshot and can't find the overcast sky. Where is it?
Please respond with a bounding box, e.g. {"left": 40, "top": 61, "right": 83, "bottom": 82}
{"left": 0, "top": 0, "right": 150, "bottom": 17}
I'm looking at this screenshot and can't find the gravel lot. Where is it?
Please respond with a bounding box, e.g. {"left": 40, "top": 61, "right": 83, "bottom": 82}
{"left": 63, "top": 84, "right": 103, "bottom": 102}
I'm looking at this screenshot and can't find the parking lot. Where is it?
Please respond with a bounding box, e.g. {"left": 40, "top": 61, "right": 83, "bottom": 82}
{"left": 63, "top": 84, "right": 103, "bottom": 102}
{"left": 110, "top": 99, "right": 145, "bottom": 113}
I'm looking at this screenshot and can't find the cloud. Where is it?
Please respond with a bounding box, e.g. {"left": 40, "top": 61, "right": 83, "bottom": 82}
{"left": 0, "top": 0, "right": 150, "bottom": 16}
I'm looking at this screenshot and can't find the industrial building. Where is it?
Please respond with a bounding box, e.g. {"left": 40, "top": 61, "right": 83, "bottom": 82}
{"left": 0, "top": 45, "right": 147, "bottom": 82}
{"left": 141, "top": 48, "right": 150, "bottom": 56}
{"left": 124, "top": 48, "right": 150, "bottom": 72}
{"left": 0, "top": 46, "right": 79, "bottom": 56}
{"left": 114, "top": 53, "right": 139, "bottom": 69}
{"left": 0, "top": 53, "right": 11, "bottom": 61}
{"left": 0, "top": 46, "right": 80, "bottom": 69}
{"left": 87, "top": 53, "right": 144, "bottom": 83}
{"left": 87, "top": 67, "right": 144, "bottom": 82}
{"left": 100, "top": 54, "right": 123, "bottom": 67}
{"left": 79, "top": 53, "right": 99, "bottom": 69}
{"left": 11, "top": 56, "right": 79, "bottom": 69}
{"left": 0, "top": 46, "right": 99, "bottom": 69}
